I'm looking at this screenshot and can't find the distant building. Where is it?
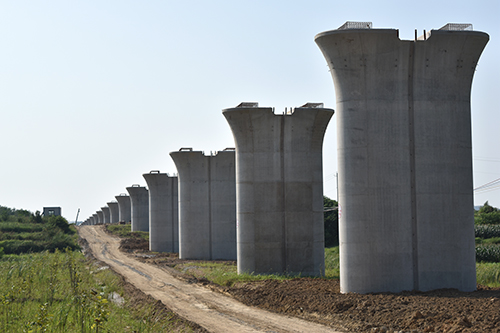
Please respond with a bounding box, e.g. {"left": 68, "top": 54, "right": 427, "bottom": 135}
{"left": 43, "top": 207, "right": 61, "bottom": 217}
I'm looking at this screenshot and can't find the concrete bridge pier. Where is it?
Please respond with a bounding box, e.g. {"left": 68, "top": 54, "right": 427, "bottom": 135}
{"left": 143, "top": 171, "right": 179, "bottom": 253}
{"left": 315, "top": 22, "right": 489, "bottom": 293}
{"left": 170, "top": 148, "right": 237, "bottom": 260}
{"left": 101, "top": 206, "right": 110, "bottom": 224}
{"left": 126, "top": 185, "right": 149, "bottom": 232}
{"left": 107, "top": 201, "right": 119, "bottom": 224}
{"left": 223, "top": 102, "right": 333, "bottom": 276}
{"left": 115, "top": 193, "right": 131, "bottom": 224}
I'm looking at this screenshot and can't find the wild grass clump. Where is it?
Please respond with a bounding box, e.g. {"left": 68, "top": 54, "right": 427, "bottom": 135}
{"left": 0, "top": 250, "right": 184, "bottom": 332}
{"left": 476, "top": 262, "right": 500, "bottom": 287}
{"left": 325, "top": 246, "right": 340, "bottom": 278}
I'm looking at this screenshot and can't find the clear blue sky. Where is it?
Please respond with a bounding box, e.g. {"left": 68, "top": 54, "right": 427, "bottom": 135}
{"left": 1, "top": 0, "right": 499, "bottom": 221}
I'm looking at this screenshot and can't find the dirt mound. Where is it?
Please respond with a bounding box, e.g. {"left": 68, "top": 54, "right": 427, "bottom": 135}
{"left": 119, "top": 237, "right": 149, "bottom": 252}
{"left": 225, "top": 278, "right": 500, "bottom": 332}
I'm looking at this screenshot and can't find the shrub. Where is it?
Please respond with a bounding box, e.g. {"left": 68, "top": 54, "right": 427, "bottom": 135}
{"left": 475, "top": 212, "right": 500, "bottom": 225}
{"left": 44, "top": 216, "right": 73, "bottom": 235}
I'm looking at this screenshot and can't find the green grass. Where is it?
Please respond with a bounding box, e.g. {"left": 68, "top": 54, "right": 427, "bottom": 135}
{"left": 476, "top": 237, "right": 500, "bottom": 245}
{"left": 105, "top": 225, "right": 148, "bottom": 240}
{"left": 325, "top": 246, "right": 340, "bottom": 278}
{"left": 106, "top": 223, "right": 500, "bottom": 289}
{"left": 477, "top": 262, "right": 500, "bottom": 287}
{"left": 0, "top": 218, "right": 79, "bottom": 255}
{"left": 176, "top": 261, "right": 294, "bottom": 286}
{"left": 0, "top": 250, "right": 188, "bottom": 332}
{"left": 173, "top": 246, "right": 341, "bottom": 287}
{"left": 0, "top": 222, "right": 44, "bottom": 233}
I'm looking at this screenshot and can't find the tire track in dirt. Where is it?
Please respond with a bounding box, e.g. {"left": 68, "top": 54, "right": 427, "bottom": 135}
{"left": 78, "top": 225, "right": 343, "bottom": 333}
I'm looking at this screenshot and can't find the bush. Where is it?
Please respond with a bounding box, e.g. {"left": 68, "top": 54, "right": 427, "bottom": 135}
{"left": 476, "top": 244, "right": 500, "bottom": 263}
{"left": 475, "top": 212, "right": 500, "bottom": 225}
{"left": 475, "top": 202, "right": 500, "bottom": 225}
{"left": 475, "top": 224, "right": 500, "bottom": 239}
{"left": 44, "top": 215, "right": 73, "bottom": 234}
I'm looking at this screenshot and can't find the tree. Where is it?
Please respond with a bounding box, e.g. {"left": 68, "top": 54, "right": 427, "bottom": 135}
{"left": 324, "top": 196, "right": 339, "bottom": 247}
{"left": 475, "top": 201, "right": 500, "bottom": 225}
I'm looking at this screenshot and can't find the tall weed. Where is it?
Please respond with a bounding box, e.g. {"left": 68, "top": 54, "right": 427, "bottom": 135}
{"left": 0, "top": 250, "right": 181, "bottom": 332}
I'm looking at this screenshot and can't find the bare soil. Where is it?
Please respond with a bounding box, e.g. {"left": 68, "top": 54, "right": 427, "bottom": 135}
{"left": 119, "top": 235, "right": 500, "bottom": 333}
{"left": 82, "top": 225, "right": 337, "bottom": 332}
{"left": 79, "top": 236, "right": 208, "bottom": 333}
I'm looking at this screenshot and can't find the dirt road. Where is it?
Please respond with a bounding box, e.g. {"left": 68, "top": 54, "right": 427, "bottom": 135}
{"left": 78, "top": 225, "right": 342, "bottom": 333}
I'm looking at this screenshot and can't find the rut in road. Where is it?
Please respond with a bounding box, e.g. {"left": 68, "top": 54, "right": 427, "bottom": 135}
{"left": 78, "top": 225, "right": 343, "bottom": 333}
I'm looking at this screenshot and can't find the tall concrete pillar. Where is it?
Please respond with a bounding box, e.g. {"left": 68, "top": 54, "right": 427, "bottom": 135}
{"left": 143, "top": 171, "right": 179, "bottom": 253}
{"left": 223, "top": 102, "right": 333, "bottom": 276}
{"left": 96, "top": 211, "right": 104, "bottom": 225}
{"left": 115, "top": 194, "right": 131, "bottom": 223}
{"left": 107, "top": 201, "right": 119, "bottom": 224}
{"left": 170, "top": 148, "right": 236, "bottom": 260}
{"left": 315, "top": 22, "right": 489, "bottom": 293}
{"left": 126, "top": 185, "right": 149, "bottom": 232}
{"left": 101, "top": 206, "right": 110, "bottom": 224}
{"left": 92, "top": 214, "right": 98, "bottom": 225}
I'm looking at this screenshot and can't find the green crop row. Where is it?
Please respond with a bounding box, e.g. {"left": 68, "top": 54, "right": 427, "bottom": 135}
{"left": 0, "top": 222, "right": 44, "bottom": 233}
{"left": 474, "top": 224, "right": 500, "bottom": 239}
{"left": 476, "top": 244, "right": 500, "bottom": 263}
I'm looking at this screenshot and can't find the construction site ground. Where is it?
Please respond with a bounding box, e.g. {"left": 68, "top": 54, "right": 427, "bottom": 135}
{"left": 78, "top": 225, "right": 500, "bottom": 333}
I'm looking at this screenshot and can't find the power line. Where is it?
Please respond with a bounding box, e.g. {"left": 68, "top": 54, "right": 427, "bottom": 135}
{"left": 474, "top": 177, "right": 500, "bottom": 193}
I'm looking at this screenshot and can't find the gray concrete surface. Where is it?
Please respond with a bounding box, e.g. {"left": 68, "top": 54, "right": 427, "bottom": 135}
{"left": 96, "top": 210, "right": 104, "bottom": 225}
{"left": 315, "top": 22, "right": 489, "bottom": 293}
{"left": 223, "top": 102, "right": 333, "bottom": 276}
{"left": 101, "top": 206, "right": 110, "bottom": 224}
{"left": 143, "top": 171, "right": 179, "bottom": 253}
{"left": 107, "top": 201, "right": 119, "bottom": 224}
{"left": 92, "top": 214, "right": 98, "bottom": 225}
{"left": 170, "top": 148, "right": 237, "bottom": 260}
{"left": 126, "top": 185, "right": 149, "bottom": 232}
{"left": 115, "top": 193, "right": 131, "bottom": 223}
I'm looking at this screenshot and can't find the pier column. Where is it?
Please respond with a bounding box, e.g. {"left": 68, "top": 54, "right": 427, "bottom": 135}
{"left": 126, "top": 185, "right": 149, "bottom": 232}
{"left": 101, "top": 206, "right": 110, "bottom": 224}
{"left": 107, "top": 201, "right": 119, "bottom": 224}
{"left": 115, "top": 194, "right": 131, "bottom": 223}
{"left": 223, "top": 102, "right": 333, "bottom": 276}
{"left": 143, "top": 171, "right": 179, "bottom": 253}
{"left": 96, "top": 211, "right": 104, "bottom": 225}
{"left": 170, "top": 148, "right": 237, "bottom": 260}
{"left": 315, "top": 22, "right": 489, "bottom": 293}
